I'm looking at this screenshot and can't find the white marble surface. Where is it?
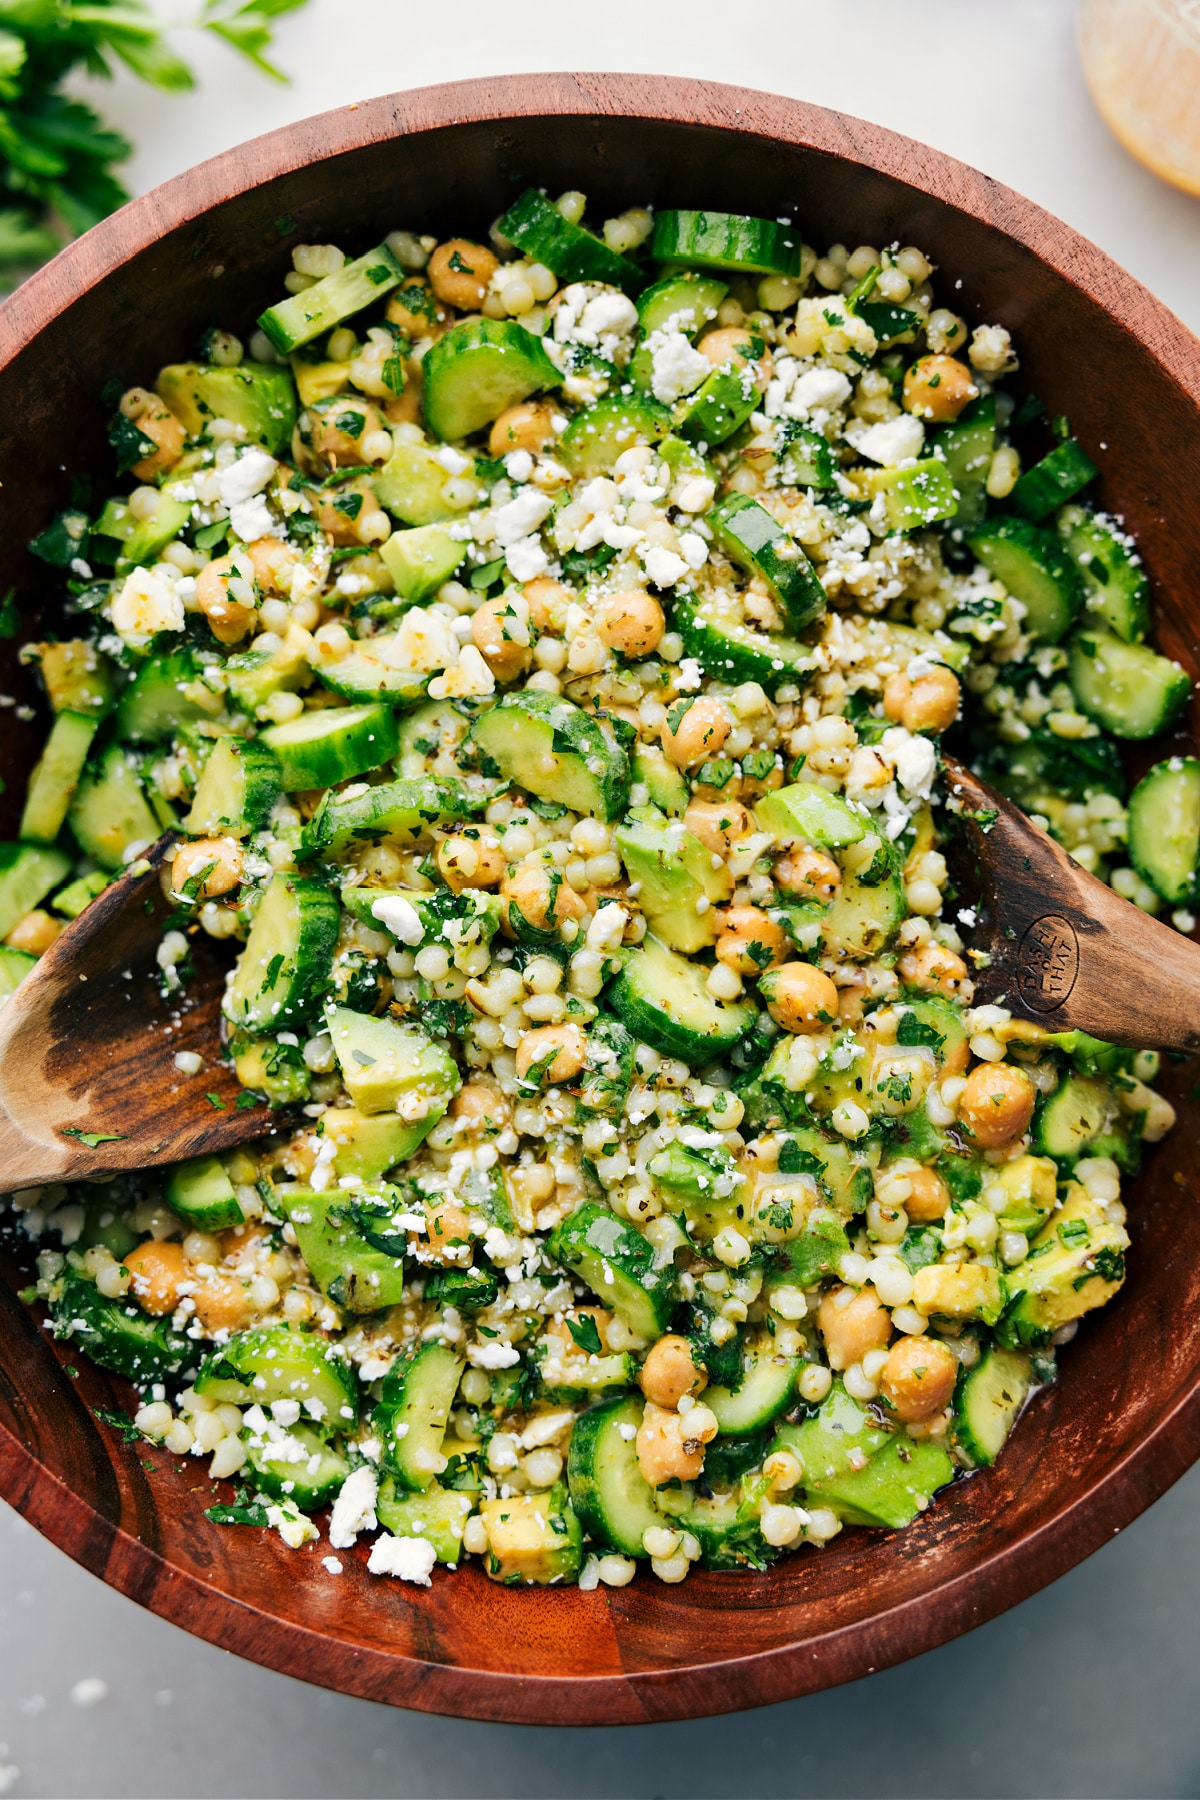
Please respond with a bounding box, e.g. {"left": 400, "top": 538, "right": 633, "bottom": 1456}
{"left": 3, "top": 3, "right": 1200, "bottom": 1795}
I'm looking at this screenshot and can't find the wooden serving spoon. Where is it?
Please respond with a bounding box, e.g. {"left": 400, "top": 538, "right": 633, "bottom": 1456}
{"left": 2, "top": 758, "right": 1198, "bottom": 1195}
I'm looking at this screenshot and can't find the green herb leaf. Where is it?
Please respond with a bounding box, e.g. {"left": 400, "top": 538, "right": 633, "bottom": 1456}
{"left": 61, "top": 1126, "right": 125, "bottom": 1147}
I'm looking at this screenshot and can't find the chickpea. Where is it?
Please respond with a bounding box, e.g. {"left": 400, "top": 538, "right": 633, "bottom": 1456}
{"left": 636, "top": 1399, "right": 718, "bottom": 1487}
{"left": 774, "top": 847, "right": 842, "bottom": 901}
{"left": 124, "top": 1239, "right": 187, "bottom": 1316}
{"left": 501, "top": 864, "right": 588, "bottom": 937}
{"left": 598, "top": 589, "right": 665, "bottom": 658}
{"left": 428, "top": 238, "right": 498, "bottom": 310}
{"left": 437, "top": 830, "right": 506, "bottom": 891}
{"left": 879, "top": 1335, "right": 958, "bottom": 1422}
{"left": 897, "top": 941, "right": 971, "bottom": 1001}
{"left": 684, "top": 798, "right": 751, "bottom": 857}
{"left": 195, "top": 551, "right": 257, "bottom": 645}
{"left": 715, "top": 905, "right": 788, "bottom": 974}
{"left": 243, "top": 536, "right": 299, "bottom": 596}
{"left": 640, "top": 1335, "right": 708, "bottom": 1409}
{"left": 172, "top": 837, "right": 244, "bottom": 900}
{"left": 521, "top": 576, "right": 570, "bottom": 633}
{"left": 453, "top": 1083, "right": 512, "bottom": 1133}
{"left": 904, "top": 1165, "right": 952, "bottom": 1222}
{"left": 120, "top": 388, "right": 186, "bottom": 481}
{"left": 545, "top": 1307, "right": 613, "bottom": 1360}
{"left": 387, "top": 281, "right": 446, "bottom": 338}
{"left": 696, "top": 326, "right": 772, "bottom": 389}
{"left": 191, "top": 1273, "right": 256, "bottom": 1333}
{"left": 315, "top": 477, "right": 380, "bottom": 548}
{"left": 5, "top": 909, "right": 61, "bottom": 955}
{"left": 308, "top": 396, "right": 385, "bottom": 467}
{"left": 471, "top": 593, "right": 531, "bottom": 683}
{"left": 902, "top": 354, "right": 979, "bottom": 423}
{"left": 958, "top": 1061, "right": 1036, "bottom": 1149}
{"left": 515, "top": 1022, "right": 588, "bottom": 1084}
{"left": 763, "top": 961, "right": 840, "bottom": 1034}
{"left": 662, "top": 695, "right": 731, "bottom": 767}
{"left": 421, "top": 1198, "right": 473, "bottom": 1263}
{"left": 817, "top": 1285, "right": 893, "bottom": 1371}
{"left": 489, "top": 400, "right": 557, "bottom": 458}
{"left": 882, "top": 666, "right": 961, "bottom": 735}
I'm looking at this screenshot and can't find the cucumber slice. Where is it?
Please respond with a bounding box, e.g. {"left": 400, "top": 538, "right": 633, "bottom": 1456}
{"left": 930, "top": 395, "right": 995, "bottom": 527}
{"left": 629, "top": 273, "right": 728, "bottom": 388}
{"left": 954, "top": 1345, "right": 1033, "bottom": 1467}
{"left": 35, "top": 640, "right": 115, "bottom": 717}
{"left": 115, "top": 649, "right": 210, "bottom": 743}
{"left": 1000, "top": 1190, "right": 1128, "bottom": 1346}
{"left": 614, "top": 813, "right": 732, "bottom": 953}
{"left": 539, "top": 1347, "right": 637, "bottom": 1403}
{"left": 468, "top": 689, "right": 630, "bottom": 821}
{"left": 1127, "top": 757, "right": 1200, "bottom": 904}
{"left": 51, "top": 1267, "right": 191, "bottom": 1384}
{"left": 605, "top": 933, "right": 758, "bottom": 1065}
{"left": 675, "top": 360, "right": 761, "bottom": 449}
{"left": 338, "top": 883, "right": 500, "bottom": 950}
{"left": 966, "top": 517, "right": 1084, "bottom": 643}
{"left": 631, "top": 744, "right": 688, "bottom": 816}
{"left": 183, "top": 737, "right": 282, "bottom": 838}
{"left": 496, "top": 188, "right": 645, "bottom": 296}
{"left": 1033, "top": 1071, "right": 1138, "bottom": 1169}
{"left": 50, "top": 870, "right": 109, "bottom": 920}
{"left": 245, "top": 1420, "right": 350, "bottom": 1510}
{"left": 755, "top": 780, "right": 866, "bottom": 848}
{"left": 0, "top": 944, "right": 36, "bottom": 996}
{"left": 372, "top": 440, "right": 470, "bottom": 526}
{"left": 19, "top": 711, "right": 99, "bottom": 844}
{"left": 672, "top": 591, "right": 820, "bottom": 697}
{"left": 374, "top": 1341, "right": 465, "bottom": 1491}
{"left": 422, "top": 319, "right": 561, "bottom": 443}
{"left": 558, "top": 392, "right": 672, "bottom": 479}
{"left": 1058, "top": 507, "right": 1150, "bottom": 643}
{"left": 424, "top": 1266, "right": 502, "bottom": 1313}
{"left": 777, "top": 423, "right": 838, "bottom": 491}
{"left": 706, "top": 1349, "right": 799, "bottom": 1435}
{"left": 710, "top": 494, "right": 827, "bottom": 632}
{"left": 650, "top": 210, "right": 801, "bottom": 277}
{"left": 275, "top": 1188, "right": 407, "bottom": 1313}
{"left": 547, "top": 1199, "right": 679, "bottom": 1339}
{"left": 257, "top": 244, "right": 405, "bottom": 355}
{"left": 194, "top": 1324, "right": 359, "bottom": 1428}
{"left": 68, "top": 746, "right": 160, "bottom": 870}
{"left": 224, "top": 872, "right": 339, "bottom": 1034}
{"left": 376, "top": 1478, "right": 472, "bottom": 1562}
{"left": 259, "top": 702, "right": 401, "bottom": 790}
{"left": 1068, "top": 628, "right": 1191, "bottom": 739}
{"left": 309, "top": 637, "right": 433, "bottom": 708}
{"left": 326, "top": 1004, "right": 460, "bottom": 1121}
{"left": 157, "top": 361, "right": 298, "bottom": 455}
{"left": 1012, "top": 437, "right": 1098, "bottom": 522}
{"left": 567, "top": 1394, "right": 665, "bottom": 1555}
{"left": 303, "top": 774, "right": 475, "bottom": 857}
{"left": 821, "top": 865, "right": 906, "bottom": 960}
{"left": 861, "top": 460, "right": 958, "bottom": 533}
{"left": 683, "top": 1486, "right": 774, "bottom": 1570}
{"left": 379, "top": 523, "right": 467, "bottom": 605}
{"left": 164, "top": 1154, "right": 245, "bottom": 1230}
{"left": 395, "top": 698, "right": 475, "bottom": 776}
{"left": 113, "top": 493, "right": 192, "bottom": 575}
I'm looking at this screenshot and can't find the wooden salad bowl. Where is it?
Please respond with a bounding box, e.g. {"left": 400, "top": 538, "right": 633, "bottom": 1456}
{"left": 1, "top": 73, "right": 1199, "bottom": 1726}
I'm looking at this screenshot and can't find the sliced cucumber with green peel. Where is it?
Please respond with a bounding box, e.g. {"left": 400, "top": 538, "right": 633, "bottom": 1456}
{"left": 567, "top": 1394, "right": 665, "bottom": 1554}
{"left": 631, "top": 744, "right": 688, "bottom": 815}
{"left": 558, "top": 392, "right": 672, "bottom": 479}
{"left": 605, "top": 933, "right": 758, "bottom": 1065}
{"left": 376, "top": 1478, "right": 472, "bottom": 1562}
{"left": 966, "top": 517, "right": 1084, "bottom": 643}
{"left": 164, "top": 1154, "right": 245, "bottom": 1230}
{"left": 1068, "top": 627, "right": 1190, "bottom": 739}
{"left": 49, "top": 870, "right": 108, "bottom": 920}
{"left": 260, "top": 702, "right": 401, "bottom": 790}
{"left": 538, "top": 1347, "right": 637, "bottom": 1403}
{"left": 861, "top": 460, "right": 958, "bottom": 533}
{"left": 68, "top": 746, "right": 159, "bottom": 871}
{"left": 954, "top": 1345, "right": 1033, "bottom": 1467}
{"left": 1127, "top": 757, "right": 1200, "bottom": 904}
{"left": 113, "top": 493, "right": 191, "bottom": 574}
{"left": 651, "top": 210, "right": 801, "bottom": 277}
{"left": 710, "top": 494, "right": 826, "bottom": 632}
{"left": 821, "top": 864, "right": 906, "bottom": 960}
{"left": 156, "top": 361, "right": 298, "bottom": 455}
{"left": 19, "top": 711, "right": 98, "bottom": 844}
{"left": 303, "top": 775, "right": 475, "bottom": 857}
{"left": 629, "top": 273, "right": 728, "bottom": 390}
{"left": 396, "top": 697, "right": 475, "bottom": 775}
{"left": 706, "top": 1349, "right": 799, "bottom": 1435}
{"left": 756, "top": 780, "right": 865, "bottom": 848}
{"left": 468, "top": 689, "right": 630, "bottom": 821}
{"left": 422, "top": 319, "right": 561, "bottom": 443}
{"left": 326, "top": 1003, "right": 460, "bottom": 1121}
{"left": 672, "top": 591, "right": 820, "bottom": 697}
{"left": 195, "top": 1324, "right": 359, "bottom": 1428}
{"left": 51, "top": 1268, "right": 191, "bottom": 1384}
{"left": 1058, "top": 506, "right": 1150, "bottom": 643}
{"left": 497, "top": 188, "right": 645, "bottom": 296}
{"left": 275, "top": 1187, "right": 407, "bottom": 1312}
{"left": 115, "top": 649, "right": 210, "bottom": 743}
{"left": 224, "top": 873, "right": 339, "bottom": 1034}
{"left": 777, "top": 424, "right": 838, "bottom": 491}
{"left": 547, "top": 1199, "right": 679, "bottom": 1340}
{"left": 226, "top": 628, "right": 313, "bottom": 718}
{"left": 0, "top": 945, "right": 36, "bottom": 996}
{"left": 1033, "top": 1071, "right": 1139, "bottom": 1170}
{"left": 675, "top": 360, "right": 761, "bottom": 448}
{"left": 930, "top": 395, "right": 994, "bottom": 528}
{"left": 309, "top": 638, "right": 432, "bottom": 709}
{"left": 379, "top": 523, "right": 467, "bottom": 605}
{"left": 257, "top": 244, "right": 405, "bottom": 355}
{"left": 1012, "top": 437, "right": 1098, "bottom": 522}
{"left": 338, "top": 882, "right": 500, "bottom": 948}
{"left": 183, "top": 737, "right": 282, "bottom": 838}
{"left": 374, "top": 1341, "right": 465, "bottom": 1491}
{"left": 35, "top": 641, "right": 114, "bottom": 717}
{"left": 245, "top": 1421, "right": 350, "bottom": 1510}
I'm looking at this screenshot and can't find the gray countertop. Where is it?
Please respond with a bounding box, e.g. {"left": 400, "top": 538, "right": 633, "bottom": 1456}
{"left": 3, "top": 2, "right": 1199, "bottom": 1792}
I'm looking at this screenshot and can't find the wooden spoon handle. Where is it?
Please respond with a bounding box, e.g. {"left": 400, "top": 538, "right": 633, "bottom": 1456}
{"left": 942, "top": 755, "right": 1200, "bottom": 1052}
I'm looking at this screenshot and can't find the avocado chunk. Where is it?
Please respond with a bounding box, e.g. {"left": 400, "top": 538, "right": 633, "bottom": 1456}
{"left": 479, "top": 1484, "right": 582, "bottom": 1585}
{"left": 156, "top": 361, "right": 298, "bottom": 455}
{"left": 318, "top": 1105, "right": 428, "bottom": 1180}
{"left": 326, "top": 1004, "right": 461, "bottom": 1122}
{"left": 226, "top": 622, "right": 314, "bottom": 718}
{"left": 756, "top": 779, "right": 866, "bottom": 847}
{"left": 999, "top": 1185, "right": 1128, "bottom": 1346}
{"left": 376, "top": 1478, "right": 473, "bottom": 1563}
{"left": 912, "top": 1261, "right": 1005, "bottom": 1326}
{"left": 275, "top": 1188, "right": 406, "bottom": 1313}
{"left": 379, "top": 523, "right": 468, "bottom": 604}
{"left": 774, "top": 1382, "right": 955, "bottom": 1527}
{"left": 631, "top": 744, "right": 688, "bottom": 816}
{"left": 614, "top": 812, "right": 733, "bottom": 952}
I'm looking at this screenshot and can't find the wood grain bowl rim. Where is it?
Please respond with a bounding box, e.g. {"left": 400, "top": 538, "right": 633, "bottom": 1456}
{"left": 1, "top": 71, "right": 1199, "bottom": 1726}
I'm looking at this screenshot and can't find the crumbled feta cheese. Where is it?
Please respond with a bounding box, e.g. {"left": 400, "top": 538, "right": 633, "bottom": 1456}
{"left": 504, "top": 536, "right": 549, "bottom": 582}
{"left": 370, "top": 894, "right": 424, "bottom": 943}
{"left": 429, "top": 642, "right": 496, "bottom": 699}
{"left": 216, "top": 447, "right": 277, "bottom": 508}
{"left": 646, "top": 328, "right": 711, "bottom": 405}
{"left": 266, "top": 1500, "right": 319, "bottom": 1548}
{"left": 434, "top": 445, "right": 473, "bottom": 475}
{"left": 491, "top": 487, "right": 553, "bottom": 546}
{"left": 270, "top": 1398, "right": 302, "bottom": 1428}
{"left": 881, "top": 726, "right": 937, "bottom": 796}
{"left": 322, "top": 1556, "right": 344, "bottom": 1575}
{"left": 586, "top": 902, "right": 629, "bottom": 952}
{"left": 111, "top": 566, "right": 185, "bottom": 640}
{"left": 677, "top": 532, "right": 708, "bottom": 570}
{"left": 504, "top": 449, "right": 534, "bottom": 483}
{"left": 387, "top": 606, "right": 459, "bottom": 671}
{"left": 328, "top": 1466, "right": 379, "bottom": 1550}
{"left": 368, "top": 1533, "right": 437, "bottom": 1584}
{"left": 228, "top": 493, "right": 277, "bottom": 544}
{"left": 854, "top": 415, "right": 925, "bottom": 467}
{"left": 642, "top": 544, "right": 689, "bottom": 588}
{"left": 308, "top": 1136, "right": 337, "bottom": 1194}
{"left": 467, "top": 1338, "right": 521, "bottom": 1370}
{"left": 674, "top": 657, "right": 703, "bottom": 692}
